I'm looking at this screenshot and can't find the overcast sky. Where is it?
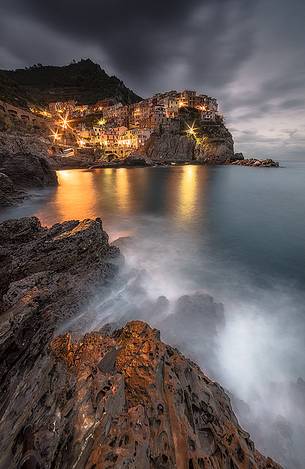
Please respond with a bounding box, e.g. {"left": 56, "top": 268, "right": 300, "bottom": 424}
{"left": 0, "top": 0, "right": 304, "bottom": 159}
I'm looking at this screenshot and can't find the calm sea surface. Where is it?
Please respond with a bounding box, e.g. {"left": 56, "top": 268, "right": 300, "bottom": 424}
{"left": 1, "top": 161, "right": 305, "bottom": 467}
{"left": 2, "top": 161, "right": 304, "bottom": 288}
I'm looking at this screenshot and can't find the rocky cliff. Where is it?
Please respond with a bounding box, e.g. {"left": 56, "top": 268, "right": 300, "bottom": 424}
{"left": 0, "top": 216, "right": 281, "bottom": 469}
{"left": 144, "top": 108, "right": 234, "bottom": 164}
{"left": 145, "top": 133, "right": 196, "bottom": 163}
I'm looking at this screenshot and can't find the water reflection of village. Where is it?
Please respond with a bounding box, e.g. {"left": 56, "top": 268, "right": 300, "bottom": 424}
{"left": 35, "top": 165, "right": 209, "bottom": 232}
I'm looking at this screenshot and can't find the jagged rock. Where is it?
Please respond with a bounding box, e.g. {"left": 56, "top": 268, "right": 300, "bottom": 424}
{"left": 0, "top": 216, "right": 121, "bottom": 387}
{"left": 0, "top": 215, "right": 120, "bottom": 305}
{"left": 0, "top": 172, "right": 14, "bottom": 192}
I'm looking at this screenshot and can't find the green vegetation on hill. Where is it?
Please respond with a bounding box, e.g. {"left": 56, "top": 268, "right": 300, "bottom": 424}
{"left": 0, "top": 59, "right": 142, "bottom": 108}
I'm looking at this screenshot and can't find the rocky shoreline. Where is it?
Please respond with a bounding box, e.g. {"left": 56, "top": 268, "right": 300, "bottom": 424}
{"left": 72, "top": 153, "right": 280, "bottom": 170}
{"left": 0, "top": 215, "right": 282, "bottom": 468}
{"left": 227, "top": 153, "right": 279, "bottom": 167}
{"left": 0, "top": 151, "right": 57, "bottom": 206}
{"left": 0, "top": 151, "right": 279, "bottom": 209}
{"left": 0, "top": 139, "right": 279, "bottom": 209}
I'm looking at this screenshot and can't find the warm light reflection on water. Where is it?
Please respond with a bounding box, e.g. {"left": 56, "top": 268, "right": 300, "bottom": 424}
{"left": 115, "top": 168, "right": 130, "bottom": 214}
{"left": 35, "top": 169, "right": 97, "bottom": 225}
{"left": 34, "top": 166, "right": 207, "bottom": 229}
{"left": 166, "top": 165, "right": 208, "bottom": 224}
{"left": 178, "top": 165, "right": 198, "bottom": 220}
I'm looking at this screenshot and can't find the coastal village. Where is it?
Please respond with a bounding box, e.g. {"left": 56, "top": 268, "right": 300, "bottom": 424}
{"left": 0, "top": 59, "right": 279, "bottom": 179}
{"left": 5, "top": 89, "right": 221, "bottom": 159}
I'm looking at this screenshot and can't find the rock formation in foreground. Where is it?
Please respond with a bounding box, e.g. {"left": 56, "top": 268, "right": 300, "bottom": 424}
{"left": 0, "top": 150, "right": 57, "bottom": 206}
{"left": 0, "top": 216, "right": 281, "bottom": 469}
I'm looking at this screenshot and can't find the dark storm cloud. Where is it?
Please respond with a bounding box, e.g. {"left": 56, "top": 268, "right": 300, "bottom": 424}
{"left": 0, "top": 0, "right": 305, "bottom": 157}
{"left": 0, "top": 0, "right": 256, "bottom": 92}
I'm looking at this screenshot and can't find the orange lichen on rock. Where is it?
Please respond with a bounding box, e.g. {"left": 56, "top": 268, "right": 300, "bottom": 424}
{"left": 45, "top": 321, "right": 281, "bottom": 469}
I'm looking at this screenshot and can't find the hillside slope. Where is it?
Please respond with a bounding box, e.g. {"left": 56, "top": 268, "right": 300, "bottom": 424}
{"left": 0, "top": 59, "right": 141, "bottom": 108}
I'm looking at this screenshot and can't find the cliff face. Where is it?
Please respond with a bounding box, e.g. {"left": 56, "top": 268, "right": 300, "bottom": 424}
{"left": 194, "top": 125, "right": 234, "bottom": 163}
{"left": 144, "top": 133, "right": 196, "bottom": 163}
{"left": 0, "top": 216, "right": 281, "bottom": 469}
{"left": 144, "top": 110, "right": 234, "bottom": 164}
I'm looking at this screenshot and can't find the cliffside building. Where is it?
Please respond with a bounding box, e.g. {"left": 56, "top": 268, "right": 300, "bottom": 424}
{"left": 46, "top": 89, "right": 223, "bottom": 155}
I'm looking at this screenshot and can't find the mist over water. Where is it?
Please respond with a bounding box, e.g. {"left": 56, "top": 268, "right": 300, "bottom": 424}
{"left": 1, "top": 163, "right": 305, "bottom": 468}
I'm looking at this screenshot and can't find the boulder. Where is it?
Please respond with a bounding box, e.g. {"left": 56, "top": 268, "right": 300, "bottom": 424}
{"left": 0, "top": 152, "right": 58, "bottom": 188}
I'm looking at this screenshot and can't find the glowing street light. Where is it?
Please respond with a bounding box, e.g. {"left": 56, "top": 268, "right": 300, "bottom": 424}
{"left": 50, "top": 128, "right": 61, "bottom": 143}
{"left": 58, "top": 112, "right": 72, "bottom": 130}
{"left": 97, "top": 118, "right": 106, "bottom": 126}
{"left": 185, "top": 122, "right": 198, "bottom": 137}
